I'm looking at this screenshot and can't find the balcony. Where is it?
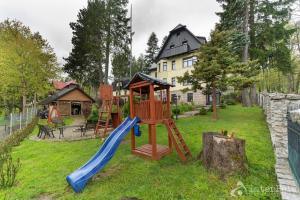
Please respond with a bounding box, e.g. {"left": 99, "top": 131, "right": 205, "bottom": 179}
{"left": 161, "top": 44, "right": 189, "bottom": 58}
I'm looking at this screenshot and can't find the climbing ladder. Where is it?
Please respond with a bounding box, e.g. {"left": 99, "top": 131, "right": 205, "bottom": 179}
{"left": 164, "top": 119, "right": 192, "bottom": 162}
{"left": 94, "top": 99, "right": 113, "bottom": 137}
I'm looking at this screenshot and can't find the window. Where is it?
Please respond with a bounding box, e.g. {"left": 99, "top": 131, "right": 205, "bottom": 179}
{"left": 171, "top": 94, "right": 177, "bottom": 104}
{"left": 177, "top": 32, "right": 181, "bottom": 36}
{"left": 158, "top": 63, "right": 161, "bottom": 72}
{"left": 183, "top": 56, "right": 197, "bottom": 68}
{"left": 163, "top": 62, "right": 167, "bottom": 71}
{"left": 182, "top": 41, "right": 187, "bottom": 45}
{"left": 163, "top": 78, "right": 167, "bottom": 82}
{"left": 187, "top": 93, "right": 193, "bottom": 102}
{"left": 183, "top": 80, "right": 191, "bottom": 86}
{"left": 172, "top": 61, "right": 176, "bottom": 70}
{"left": 170, "top": 45, "right": 175, "bottom": 49}
{"left": 155, "top": 72, "right": 157, "bottom": 78}
{"left": 171, "top": 77, "right": 176, "bottom": 86}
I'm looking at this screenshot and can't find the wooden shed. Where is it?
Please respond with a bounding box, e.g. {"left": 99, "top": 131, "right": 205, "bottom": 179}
{"left": 40, "top": 85, "right": 94, "bottom": 116}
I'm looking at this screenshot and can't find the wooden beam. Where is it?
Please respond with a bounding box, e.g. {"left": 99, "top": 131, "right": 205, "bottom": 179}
{"left": 130, "top": 81, "right": 150, "bottom": 89}
{"left": 129, "top": 88, "right": 135, "bottom": 151}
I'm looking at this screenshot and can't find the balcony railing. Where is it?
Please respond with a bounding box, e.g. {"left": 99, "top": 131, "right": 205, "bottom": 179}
{"left": 133, "top": 100, "right": 169, "bottom": 121}
{"left": 161, "top": 44, "right": 189, "bottom": 58}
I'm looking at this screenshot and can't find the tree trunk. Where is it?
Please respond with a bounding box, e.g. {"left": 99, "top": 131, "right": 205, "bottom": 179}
{"left": 249, "top": 0, "right": 255, "bottom": 59}
{"left": 241, "top": 0, "right": 252, "bottom": 107}
{"left": 212, "top": 84, "right": 218, "bottom": 120}
{"left": 104, "top": 1, "right": 111, "bottom": 84}
{"left": 104, "top": 31, "right": 111, "bottom": 84}
{"left": 295, "top": 72, "right": 300, "bottom": 94}
{"left": 250, "top": 84, "right": 257, "bottom": 105}
{"left": 22, "top": 95, "right": 26, "bottom": 113}
{"left": 242, "top": 0, "right": 249, "bottom": 63}
{"left": 199, "top": 132, "right": 247, "bottom": 175}
{"left": 241, "top": 88, "right": 251, "bottom": 107}
{"left": 287, "top": 72, "right": 294, "bottom": 93}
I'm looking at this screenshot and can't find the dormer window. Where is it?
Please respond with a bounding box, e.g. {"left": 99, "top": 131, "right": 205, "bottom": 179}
{"left": 170, "top": 45, "right": 175, "bottom": 49}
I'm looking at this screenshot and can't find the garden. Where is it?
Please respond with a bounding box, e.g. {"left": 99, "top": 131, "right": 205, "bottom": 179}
{"left": 0, "top": 105, "right": 279, "bottom": 199}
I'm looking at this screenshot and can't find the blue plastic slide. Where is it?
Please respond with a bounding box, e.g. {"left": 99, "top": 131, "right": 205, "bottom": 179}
{"left": 66, "top": 117, "right": 139, "bottom": 193}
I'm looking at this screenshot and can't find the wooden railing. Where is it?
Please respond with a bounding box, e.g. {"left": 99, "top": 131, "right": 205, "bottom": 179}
{"left": 134, "top": 100, "right": 151, "bottom": 120}
{"left": 133, "top": 100, "right": 169, "bottom": 121}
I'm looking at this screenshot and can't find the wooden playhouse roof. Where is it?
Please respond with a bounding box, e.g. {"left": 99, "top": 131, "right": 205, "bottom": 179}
{"left": 124, "top": 72, "right": 174, "bottom": 89}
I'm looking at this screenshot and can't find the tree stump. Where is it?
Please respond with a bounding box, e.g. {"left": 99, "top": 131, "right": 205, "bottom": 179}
{"left": 199, "top": 132, "right": 247, "bottom": 175}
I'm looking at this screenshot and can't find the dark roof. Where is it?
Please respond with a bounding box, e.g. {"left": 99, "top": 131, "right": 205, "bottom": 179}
{"left": 196, "top": 36, "right": 207, "bottom": 43}
{"left": 39, "top": 85, "right": 95, "bottom": 105}
{"left": 124, "top": 72, "right": 174, "bottom": 89}
{"left": 171, "top": 24, "right": 185, "bottom": 32}
{"left": 149, "top": 63, "right": 157, "bottom": 71}
{"left": 156, "top": 24, "right": 206, "bottom": 61}
{"left": 112, "top": 78, "right": 130, "bottom": 91}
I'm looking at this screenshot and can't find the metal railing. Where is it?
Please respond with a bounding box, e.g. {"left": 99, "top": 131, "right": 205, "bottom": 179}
{"left": 287, "top": 112, "right": 300, "bottom": 186}
{"left": 0, "top": 106, "right": 37, "bottom": 140}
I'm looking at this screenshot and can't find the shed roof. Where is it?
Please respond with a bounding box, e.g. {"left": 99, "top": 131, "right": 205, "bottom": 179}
{"left": 124, "top": 72, "right": 174, "bottom": 89}
{"left": 53, "top": 80, "right": 77, "bottom": 90}
{"left": 39, "top": 85, "right": 95, "bottom": 105}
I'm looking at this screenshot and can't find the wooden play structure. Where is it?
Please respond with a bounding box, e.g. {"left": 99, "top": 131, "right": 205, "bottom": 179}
{"left": 126, "top": 73, "right": 192, "bottom": 161}
{"left": 95, "top": 84, "right": 121, "bottom": 136}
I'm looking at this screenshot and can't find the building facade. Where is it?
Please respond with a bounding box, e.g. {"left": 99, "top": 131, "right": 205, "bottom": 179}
{"left": 150, "top": 24, "right": 208, "bottom": 105}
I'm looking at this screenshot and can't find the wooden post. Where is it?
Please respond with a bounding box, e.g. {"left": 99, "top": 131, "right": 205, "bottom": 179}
{"left": 129, "top": 88, "right": 135, "bottom": 151}
{"left": 166, "top": 87, "right": 172, "bottom": 150}
{"left": 149, "top": 84, "right": 157, "bottom": 159}
{"left": 166, "top": 87, "right": 171, "bottom": 118}
{"left": 148, "top": 124, "right": 152, "bottom": 145}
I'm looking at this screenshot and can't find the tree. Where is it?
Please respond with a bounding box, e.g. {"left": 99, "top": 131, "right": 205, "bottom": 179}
{"left": 0, "top": 19, "right": 59, "bottom": 112}
{"left": 132, "top": 54, "right": 146, "bottom": 74}
{"left": 144, "top": 32, "right": 159, "bottom": 74}
{"left": 64, "top": 0, "right": 130, "bottom": 87}
{"left": 217, "top": 0, "right": 256, "bottom": 106}
{"left": 178, "top": 30, "right": 235, "bottom": 120}
{"left": 64, "top": 0, "right": 105, "bottom": 89}
{"left": 103, "top": 0, "right": 130, "bottom": 83}
{"left": 161, "top": 35, "right": 168, "bottom": 48}
{"left": 217, "top": 0, "right": 294, "bottom": 102}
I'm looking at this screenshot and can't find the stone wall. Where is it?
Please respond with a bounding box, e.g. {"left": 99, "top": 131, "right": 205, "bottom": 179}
{"left": 258, "top": 93, "right": 300, "bottom": 159}
{"left": 258, "top": 92, "right": 300, "bottom": 200}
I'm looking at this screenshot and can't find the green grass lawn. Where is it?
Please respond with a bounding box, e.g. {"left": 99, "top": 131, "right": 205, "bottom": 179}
{"left": 1, "top": 105, "right": 280, "bottom": 200}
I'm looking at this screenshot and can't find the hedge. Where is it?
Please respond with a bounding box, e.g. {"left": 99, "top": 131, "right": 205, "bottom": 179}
{"left": 0, "top": 117, "right": 38, "bottom": 155}
{"left": 0, "top": 117, "right": 37, "bottom": 188}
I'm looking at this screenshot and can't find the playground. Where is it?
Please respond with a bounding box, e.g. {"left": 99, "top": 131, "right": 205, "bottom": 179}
{"left": 1, "top": 105, "right": 280, "bottom": 199}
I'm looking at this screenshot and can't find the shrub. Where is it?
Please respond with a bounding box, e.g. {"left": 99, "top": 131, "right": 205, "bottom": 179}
{"left": 222, "top": 93, "right": 239, "bottom": 105}
{"left": 220, "top": 103, "right": 227, "bottom": 109}
{"left": 208, "top": 105, "right": 213, "bottom": 112}
{"left": 172, "top": 107, "right": 181, "bottom": 116}
{"left": 225, "top": 99, "right": 236, "bottom": 105}
{"left": 0, "top": 117, "right": 38, "bottom": 155}
{"left": 199, "top": 107, "right": 207, "bottom": 115}
{"left": 87, "top": 104, "right": 99, "bottom": 123}
{"left": 0, "top": 153, "right": 20, "bottom": 188}
{"left": 0, "top": 117, "right": 37, "bottom": 189}
{"left": 122, "top": 101, "right": 130, "bottom": 118}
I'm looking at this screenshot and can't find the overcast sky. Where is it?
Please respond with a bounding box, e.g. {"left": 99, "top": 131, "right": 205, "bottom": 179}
{"left": 0, "top": 0, "right": 221, "bottom": 65}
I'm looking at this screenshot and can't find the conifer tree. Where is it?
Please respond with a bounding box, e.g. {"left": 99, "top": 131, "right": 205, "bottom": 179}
{"left": 144, "top": 32, "right": 159, "bottom": 74}
{"left": 178, "top": 30, "right": 235, "bottom": 120}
